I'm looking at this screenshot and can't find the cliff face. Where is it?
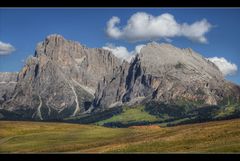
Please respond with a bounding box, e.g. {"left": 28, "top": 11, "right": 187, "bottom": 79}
{"left": 1, "top": 34, "right": 121, "bottom": 120}
{"left": 0, "top": 72, "right": 18, "bottom": 104}
{"left": 94, "top": 43, "right": 240, "bottom": 109}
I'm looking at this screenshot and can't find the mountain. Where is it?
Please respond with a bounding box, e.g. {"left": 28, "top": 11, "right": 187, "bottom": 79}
{"left": 1, "top": 35, "right": 240, "bottom": 124}
{"left": 0, "top": 72, "right": 18, "bottom": 104}
{"left": 0, "top": 34, "right": 121, "bottom": 120}
{"left": 94, "top": 42, "right": 240, "bottom": 109}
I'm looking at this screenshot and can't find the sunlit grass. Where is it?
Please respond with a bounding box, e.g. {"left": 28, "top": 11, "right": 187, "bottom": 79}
{"left": 1, "top": 119, "right": 240, "bottom": 153}
{"left": 96, "top": 106, "right": 158, "bottom": 126}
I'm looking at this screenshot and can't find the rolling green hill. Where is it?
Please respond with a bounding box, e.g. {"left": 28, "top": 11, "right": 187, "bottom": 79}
{"left": 1, "top": 119, "right": 240, "bottom": 153}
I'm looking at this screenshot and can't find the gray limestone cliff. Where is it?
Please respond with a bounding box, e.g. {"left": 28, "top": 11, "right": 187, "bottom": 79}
{"left": 94, "top": 42, "right": 240, "bottom": 109}
{"left": 0, "top": 34, "right": 121, "bottom": 120}
{"left": 0, "top": 72, "right": 18, "bottom": 104}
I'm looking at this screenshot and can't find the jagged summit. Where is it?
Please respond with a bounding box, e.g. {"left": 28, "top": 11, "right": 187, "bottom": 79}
{"left": 1, "top": 35, "right": 121, "bottom": 120}
{"left": 36, "top": 34, "right": 115, "bottom": 59}
{"left": 46, "top": 33, "right": 64, "bottom": 39}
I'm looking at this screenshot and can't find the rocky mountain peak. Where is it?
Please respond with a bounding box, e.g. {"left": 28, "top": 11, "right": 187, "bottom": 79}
{"left": 35, "top": 34, "right": 72, "bottom": 58}
{"left": 94, "top": 42, "right": 238, "bottom": 109}
{"left": 1, "top": 34, "right": 122, "bottom": 120}
{"left": 46, "top": 34, "right": 65, "bottom": 40}
{"left": 138, "top": 42, "right": 224, "bottom": 80}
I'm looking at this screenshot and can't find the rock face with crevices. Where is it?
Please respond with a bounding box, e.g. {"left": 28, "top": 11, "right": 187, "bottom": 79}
{"left": 0, "top": 34, "right": 121, "bottom": 120}
{"left": 94, "top": 42, "right": 240, "bottom": 109}
{"left": 0, "top": 72, "right": 18, "bottom": 104}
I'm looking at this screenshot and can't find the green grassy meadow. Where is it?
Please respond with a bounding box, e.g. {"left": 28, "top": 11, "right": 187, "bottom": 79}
{"left": 1, "top": 118, "right": 240, "bottom": 153}
{"left": 96, "top": 105, "right": 159, "bottom": 126}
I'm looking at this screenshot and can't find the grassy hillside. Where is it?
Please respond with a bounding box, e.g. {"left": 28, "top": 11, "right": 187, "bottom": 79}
{"left": 96, "top": 106, "right": 159, "bottom": 126}
{"left": 88, "top": 102, "right": 240, "bottom": 127}
{"left": 1, "top": 119, "right": 240, "bottom": 153}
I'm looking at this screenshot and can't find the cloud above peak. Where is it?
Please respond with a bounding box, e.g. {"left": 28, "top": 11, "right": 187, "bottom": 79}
{"left": 0, "top": 41, "right": 15, "bottom": 55}
{"left": 103, "top": 44, "right": 145, "bottom": 62}
{"left": 106, "top": 12, "right": 212, "bottom": 43}
{"left": 207, "top": 57, "right": 238, "bottom": 76}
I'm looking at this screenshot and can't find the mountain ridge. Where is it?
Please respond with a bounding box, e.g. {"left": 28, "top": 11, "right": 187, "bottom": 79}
{"left": 0, "top": 34, "right": 240, "bottom": 123}
{"left": 94, "top": 41, "right": 239, "bottom": 109}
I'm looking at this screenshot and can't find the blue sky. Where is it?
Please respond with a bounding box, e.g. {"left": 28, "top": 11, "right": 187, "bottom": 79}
{"left": 0, "top": 8, "right": 239, "bottom": 84}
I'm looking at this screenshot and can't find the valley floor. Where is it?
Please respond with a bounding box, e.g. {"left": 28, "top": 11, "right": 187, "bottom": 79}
{"left": 0, "top": 119, "right": 240, "bottom": 153}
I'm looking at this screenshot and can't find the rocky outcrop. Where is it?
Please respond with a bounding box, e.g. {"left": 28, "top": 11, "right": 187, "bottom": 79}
{"left": 0, "top": 72, "right": 18, "bottom": 104}
{"left": 94, "top": 42, "right": 240, "bottom": 109}
{"left": 1, "top": 34, "right": 121, "bottom": 120}
{"left": 94, "top": 60, "right": 130, "bottom": 109}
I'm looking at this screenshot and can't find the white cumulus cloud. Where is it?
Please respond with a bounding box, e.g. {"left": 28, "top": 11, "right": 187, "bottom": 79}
{"left": 135, "top": 44, "right": 146, "bottom": 54}
{"left": 106, "top": 12, "right": 212, "bottom": 43}
{"left": 0, "top": 41, "right": 15, "bottom": 55}
{"left": 103, "top": 44, "right": 145, "bottom": 62}
{"left": 207, "top": 57, "right": 238, "bottom": 76}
